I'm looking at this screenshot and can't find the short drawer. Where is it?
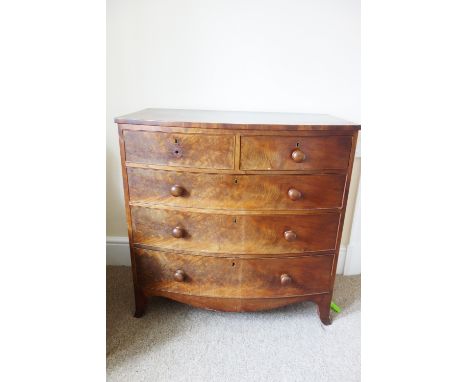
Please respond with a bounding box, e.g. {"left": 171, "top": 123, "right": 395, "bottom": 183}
{"left": 131, "top": 206, "right": 340, "bottom": 254}
{"left": 123, "top": 130, "right": 235, "bottom": 169}
{"left": 127, "top": 168, "right": 346, "bottom": 210}
{"left": 240, "top": 135, "right": 352, "bottom": 170}
{"left": 135, "top": 248, "right": 332, "bottom": 298}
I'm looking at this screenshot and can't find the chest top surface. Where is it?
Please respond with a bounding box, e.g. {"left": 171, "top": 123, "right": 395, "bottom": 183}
{"left": 115, "top": 108, "right": 360, "bottom": 131}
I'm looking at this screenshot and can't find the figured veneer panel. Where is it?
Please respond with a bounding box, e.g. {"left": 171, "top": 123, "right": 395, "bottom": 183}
{"left": 135, "top": 248, "right": 332, "bottom": 299}
{"left": 123, "top": 130, "right": 235, "bottom": 169}
{"left": 136, "top": 248, "right": 242, "bottom": 298}
{"left": 131, "top": 206, "right": 340, "bottom": 254}
{"left": 127, "top": 167, "right": 347, "bottom": 210}
{"left": 239, "top": 255, "right": 332, "bottom": 298}
{"left": 240, "top": 135, "right": 352, "bottom": 170}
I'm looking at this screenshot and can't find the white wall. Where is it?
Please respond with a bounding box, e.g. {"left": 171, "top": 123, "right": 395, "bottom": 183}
{"left": 107, "top": 0, "right": 361, "bottom": 244}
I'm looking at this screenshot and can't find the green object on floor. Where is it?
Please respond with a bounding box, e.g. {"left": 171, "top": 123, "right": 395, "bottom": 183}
{"left": 331, "top": 301, "right": 341, "bottom": 313}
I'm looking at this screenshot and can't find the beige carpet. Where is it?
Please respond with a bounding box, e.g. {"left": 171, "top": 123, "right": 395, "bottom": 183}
{"left": 107, "top": 266, "right": 360, "bottom": 382}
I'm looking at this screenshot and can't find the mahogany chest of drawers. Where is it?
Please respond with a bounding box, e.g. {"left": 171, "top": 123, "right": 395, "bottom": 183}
{"left": 115, "top": 109, "right": 360, "bottom": 325}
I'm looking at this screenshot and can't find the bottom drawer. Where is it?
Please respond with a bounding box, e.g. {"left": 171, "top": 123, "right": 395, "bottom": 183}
{"left": 135, "top": 248, "right": 333, "bottom": 298}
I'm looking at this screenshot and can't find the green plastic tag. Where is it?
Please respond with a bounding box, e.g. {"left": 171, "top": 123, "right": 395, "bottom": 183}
{"left": 330, "top": 301, "right": 341, "bottom": 313}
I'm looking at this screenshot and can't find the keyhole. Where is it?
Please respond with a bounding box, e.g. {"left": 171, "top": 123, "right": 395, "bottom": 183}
{"left": 233, "top": 217, "right": 237, "bottom": 223}
{"left": 296, "top": 142, "right": 300, "bottom": 147}
{"left": 232, "top": 262, "right": 235, "bottom": 267}
{"left": 234, "top": 178, "right": 238, "bottom": 184}
{"left": 174, "top": 138, "right": 178, "bottom": 144}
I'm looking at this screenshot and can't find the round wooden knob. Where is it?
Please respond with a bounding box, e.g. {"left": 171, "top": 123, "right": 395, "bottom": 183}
{"left": 174, "top": 269, "right": 185, "bottom": 282}
{"left": 281, "top": 274, "right": 292, "bottom": 285}
{"left": 288, "top": 188, "right": 302, "bottom": 201}
{"left": 170, "top": 185, "right": 184, "bottom": 197}
{"left": 172, "top": 226, "right": 185, "bottom": 238}
{"left": 284, "top": 230, "right": 297, "bottom": 241}
{"left": 291, "top": 149, "right": 306, "bottom": 163}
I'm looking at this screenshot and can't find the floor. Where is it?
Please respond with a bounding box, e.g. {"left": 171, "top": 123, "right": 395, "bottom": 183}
{"left": 107, "top": 266, "right": 360, "bottom": 382}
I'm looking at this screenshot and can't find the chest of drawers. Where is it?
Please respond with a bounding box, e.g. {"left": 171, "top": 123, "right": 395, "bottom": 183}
{"left": 115, "top": 109, "right": 360, "bottom": 325}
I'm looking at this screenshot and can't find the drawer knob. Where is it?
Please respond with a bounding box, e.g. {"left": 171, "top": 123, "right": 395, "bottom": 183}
{"left": 172, "top": 226, "right": 185, "bottom": 238}
{"left": 170, "top": 184, "right": 185, "bottom": 197}
{"left": 288, "top": 188, "right": 302, "bottom": 201}
{"left": 291, "top": 149, "right": 306, "bottom": 163}
{"left": 281, "top": 274, "right": 292, "bottom": 285}
{"left": 284, "top": 230, "right": 297, "bottom": 241}
{"left": 174, "top": 269, "right": 185, "bottom": 282}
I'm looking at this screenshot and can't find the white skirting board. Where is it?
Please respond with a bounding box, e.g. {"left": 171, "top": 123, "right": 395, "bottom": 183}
{"left": 343, "top": 179, "right": 361, "bottom": 276}
{"left": 106, "top": 237, "right": 358, "bottom": 275}
{"left": 106, "top": 236, "right": 131, "bottom": 266}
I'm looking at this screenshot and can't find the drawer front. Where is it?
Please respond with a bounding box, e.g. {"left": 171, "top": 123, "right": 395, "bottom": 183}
{"left": 123, "top": 130, "right": 235, "bottom": 169}
{"left": 131, "top": 206, "right": 340, "bottom": 254}
{"left": 135, "top": 248, "right": 332, "bottom": 298}
{"left": 239, "top": 255, "right": 332, "bottom": 298}
{"left": 240, "top": 135, "right": 352, "bottom": 170}
{"left": 128, "top": 168, "right": 346, "bottom": 210}
{"left": 136, "top": 248, "right": 242, "bottom": 297}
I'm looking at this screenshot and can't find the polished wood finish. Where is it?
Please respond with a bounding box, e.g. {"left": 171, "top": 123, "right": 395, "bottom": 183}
{"left": 174, "top": 269, "right": 185, "bottom": 282}
{"left": 155, "top": 291, "right": 327, "bottom": 312}
{"left": 222, "top": 254, "right": 332, "bottom": 298}
{"left": 137, "top": 249, "right": 244, "bottom": 298}
{"left": 118, "top": 125, "right": 149, "bottom": 318}
{"left": 280, "top": 274, "right": 292, "bottom": 286}
{"left": 287, "top": 188, "right": 302, "bottom": 201}
{"left": 283, "top": 230, "right": 297, "bottom": 242}
{"left": 131, "top": 206, "right": 340, "bottom": 254}
{"left": 115, "top": 108, "right": 362, "bottom": 130}
{"left": 135, "top": 248, "right": 332, "bottom": 299}
{"left": 127, "top": 168, "right": 346, "bottom": 210}
{"left": 171, "top": 226, "right": 185, "bottom": 239}
{"left": 170, "top": 184, "right": 185, "bottom": 197}
{"left": 116, "top": 108, "right": 360, "bottom": 325}
{"left": 240, "top": 135, "right": 352, "bottom": 170}
{"left": 291, "top": 148, "right": 306, "bottom": 163}
{"left": 123, "top": 130, "right": 235, "bottom": 169}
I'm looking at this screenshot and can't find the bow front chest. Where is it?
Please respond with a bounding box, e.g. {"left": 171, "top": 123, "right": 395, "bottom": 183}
{"left": 115, "top": 109, "right": 360, "bottom": 325}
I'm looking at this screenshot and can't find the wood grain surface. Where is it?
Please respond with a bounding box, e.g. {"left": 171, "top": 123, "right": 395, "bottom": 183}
{"left": 131, "top": 206, "right": 340, "bottom": 254}
{"left": 135, "top": 248, "right": 332, "bottom": 298}
{"left": 127, "top": 167, "right": 346, "bottom": 210}
{"left": 123, "top": 130, "right": 235, "bottom": 169}
{"left": 240, "top": 135, "right": 352, "bottom": 170}
{"left": 115, "top": 108, "right": 361, "bottom": 131}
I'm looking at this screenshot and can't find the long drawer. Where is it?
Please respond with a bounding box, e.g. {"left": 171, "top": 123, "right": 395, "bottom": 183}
{"left": 127, "top": 168, "right": 346, "bottom": 210}
{"left": 135, "top": 248, "right": 332, "bottom": 298}
{"left": 131, "top": 206, "right": 340, "bottom": 254}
